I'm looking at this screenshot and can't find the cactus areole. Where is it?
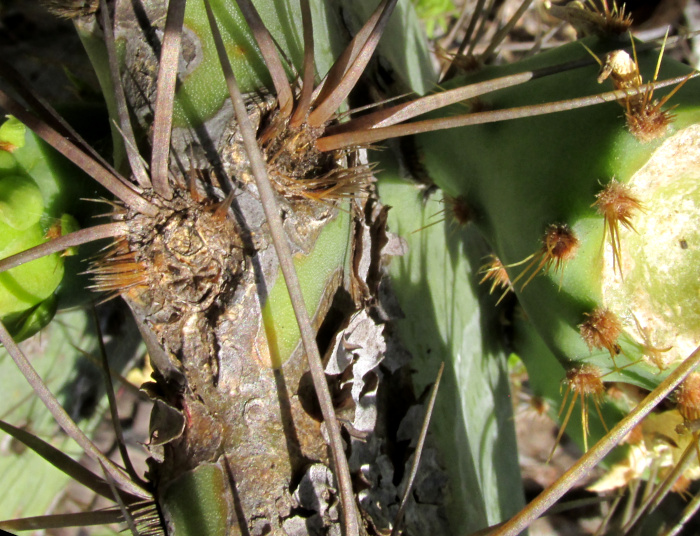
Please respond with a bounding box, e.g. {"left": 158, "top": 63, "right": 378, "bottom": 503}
{"left": 414, "top": 37, "right": 700, "bottom": 388}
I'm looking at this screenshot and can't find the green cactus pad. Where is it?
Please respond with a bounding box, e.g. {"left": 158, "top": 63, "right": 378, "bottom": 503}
{"left": 413, "top": 37, "right": 700, "bottom": 388}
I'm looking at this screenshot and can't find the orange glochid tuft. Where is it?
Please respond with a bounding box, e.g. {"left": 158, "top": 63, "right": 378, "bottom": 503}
{"left": 478, "top": 255, "right": 513, "bottom": 304}
{"left": 676, "top": 372, "right": 700, "bottom": 423}
{"left": 671, "top": 475, "right": 692, "bottom": 496}
{"left": 550, "top": 364, "right": 607, "bottom": 458}
{"left": 446, "top": 195, "right": 473, "bottom": 226}
{"left": 544, "top": 224, "right": 579, "bottom": 266}
{"left": 579, "top": 307, "right": 623, "bottom": 359}
{"left": 511, "top": 223, "right": 579, "bottom": 291}
{"left": 565, "top": 364, "right": 606, "bottom": 397}
{"left": 593, "top": 179, "right": 643, "bottom": 276}
{"left": 625, "top": 103, "right": 676, "bottom": 143}
{"left": 88, "top": 238, "right": 149, "bottom": 300}
{"left": 597, "top": 38, "right": 689, "bottom": 143}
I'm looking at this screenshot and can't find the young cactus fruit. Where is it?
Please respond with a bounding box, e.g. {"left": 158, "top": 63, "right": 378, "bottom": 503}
{"left": 413, "top": 36, "right": 699, "bottom": 390}
{"left": 0, "top": 116, "right": 78, "bottom": 341}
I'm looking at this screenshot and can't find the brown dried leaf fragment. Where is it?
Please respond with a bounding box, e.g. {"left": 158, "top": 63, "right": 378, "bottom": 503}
{"left": 41, "top": 0, "right": 98, "bottom": 19}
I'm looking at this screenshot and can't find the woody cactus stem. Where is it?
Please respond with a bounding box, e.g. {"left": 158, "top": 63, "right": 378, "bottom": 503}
{"left": 413, "top": 36, "right": 700, "bottom": 389}
{"left": 63, "top": 0, "right": 441, "bottom": 534}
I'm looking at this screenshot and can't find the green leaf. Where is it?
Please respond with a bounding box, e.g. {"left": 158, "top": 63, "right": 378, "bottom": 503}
{"left": 2, "top": 294, "right": 58, "bottom": 343}
{"left": 377, "top": 154, "right": 524, "bottom": 534}
{"left": 0, "top": 309, "right": 95, "bottom": 521}
{"left": 0, "top": 307, "right": 144, "bottom": 525}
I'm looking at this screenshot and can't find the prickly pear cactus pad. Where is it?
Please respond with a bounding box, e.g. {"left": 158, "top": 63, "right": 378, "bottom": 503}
{"left": 413, "top": 36, "right": 700, "bottom": 389}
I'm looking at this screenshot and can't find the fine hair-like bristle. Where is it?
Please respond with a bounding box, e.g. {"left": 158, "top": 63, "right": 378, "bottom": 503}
{"left": 566, "top": 364, "right": 606, "bottom": 396}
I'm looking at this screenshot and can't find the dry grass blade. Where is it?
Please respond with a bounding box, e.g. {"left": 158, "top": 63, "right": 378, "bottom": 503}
{"left": 316, "top": 74, "right": 694, "bottom": 151}
{"left": 150, "top": 0, "right": 186, "bottom": 200}
{"left": 92, "top": 306, "right": 144, "bottom": 486}
{"left": 442, "top": 0, "right": 488, "bottom": 80}
{"left": 621, "top": 437, "right": 700, "bottom": 534}
{"left": 307, "top": 0, "right": 399, "bottom": 127}
{"left": 0, "top": 320, "right": 150, "bottom": 500}
{"left": 479, "top": 0, "right": 535, "bottom": 63}
{"left": 0, "top": 418, "right": 131, "bottom": 502}
{"left": 0, "top": 509, "right": 126, "bottom": 531}
{"left": 661, "top": 488, "right": 700, "bottom": 536}
{"left": 468, "top": 0, "right": 499, "bottom": 58}
{"left": 0, "top": 222, "right": 128, "bottom": 274}
{"left": 391, "top": 362, "right": 444, "bottom": 536}
{"left": 0, "top": 88, "right": 157, "bottom": 216}
{"left": 288, "top": 0, "right": 315, "bottom": 128}
{"left": 233, "top": 0, "right": 294, "bottom": 117}
{"left": 202, "top": 1, "right": 359, "bottom": 534}
{"left": 491, "top": 344, "right": 700, "bottom": 536}
{"left": 98, "top": 0, "right": 151, "bottom": 189}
